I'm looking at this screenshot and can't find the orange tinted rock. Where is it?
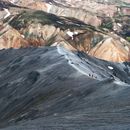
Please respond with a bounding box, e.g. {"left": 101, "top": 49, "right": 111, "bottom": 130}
{"left": 0, "top": 26, "right": 28, "bottom": 49}
{"left": 27, "top": 2, "right": 48, "bottom": 11}
{"left": 89, "top": 38, "right": 130, "bottom": 62}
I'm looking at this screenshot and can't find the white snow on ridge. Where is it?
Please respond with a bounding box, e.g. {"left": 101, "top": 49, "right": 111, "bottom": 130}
{"left": 10, "top": 0, "right": 15, "bottom": 4}
{"left": 46, "top": 3, "right": 52, "bottom": 13}
{"left": 21, "top": 35, "right": 25, "bottom": 38}
{"left": 49, "top": 2, "right": 52, "bottom": 5}
{"left": 117, "top": 23, "right": 122, "bottom": 27}
{"left": 51, "top": 42, "right": 58, "bottom": 46}
{"left": 3, "top": 8, "right": 11, "bottom": 19}
{"left": 56, "top": 21, "right": 64, "bottom": 25}
{"left": 66, "top": 31, "right": 74, "bottom": 39}
{"left": 66, "top": 30, "right": 78, "bottom": 40}
{"left": 10, "top": 0, "right": 18, "bottom": 5}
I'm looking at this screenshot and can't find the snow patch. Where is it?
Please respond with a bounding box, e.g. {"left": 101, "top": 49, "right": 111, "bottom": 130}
{"left": 117, "top": 23, "right": 122, "bottom": 27}
{"left": 66, "top": 31, "right": 78, "bottom": 40}
{"left": 21, "top": 35, "right": 25, "bottom": 38}
{"left": 56, "top": 21, "right": 64, "bottom": 25}
{"left": 3, "top": 8, "right": 11, "bottom": 19}
{"left": 108, "top": 66, "right": 113, "bottom": 70}
{"left": 74, "top": 23, "right": 81, "bottom": 26}
{"left": 46, "top": 3, "right": 52, "bottom": 13}
{"left": 49, "top": 2, "right": 52, "bottom": 5}
{"left": 10, "top": 0, "right": 15, "bottom": 4}
{"left": 51, "top": 42, "right": 58, "bottom": 46}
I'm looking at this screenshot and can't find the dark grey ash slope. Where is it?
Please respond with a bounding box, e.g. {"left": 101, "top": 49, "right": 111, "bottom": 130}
{"left": 0, "top": 46, "right": 130, "bottom": 130}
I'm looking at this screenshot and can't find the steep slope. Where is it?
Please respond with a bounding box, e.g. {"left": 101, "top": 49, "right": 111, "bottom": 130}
{"left": 0, "top": 47, "right": 129, "bottom": 129}
{"left": 0, "top": 1, "right": 130, "bottom": 129}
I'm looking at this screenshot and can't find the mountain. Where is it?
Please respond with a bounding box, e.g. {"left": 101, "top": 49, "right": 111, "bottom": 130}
{"left": 0, "top": 8, "right": 130, "bottom": 62}
{"left": 0, "top": 0, "right": 130, "bottom": 130}
{"left": 0, "top": 46, "right": 129, "bottom": 130}
{"left": 0, "top": 0, "right": 130, "bottom": 62}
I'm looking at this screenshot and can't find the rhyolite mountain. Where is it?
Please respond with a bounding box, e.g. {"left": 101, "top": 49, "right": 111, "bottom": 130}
{"left": 8, "top": 10, "right": 130, "bottom": 62}
{"left": 0, "top": 0, "right": 130, "bottom": 62}
{"left": 0, "top": 0, "right": 130, "bottom": 130}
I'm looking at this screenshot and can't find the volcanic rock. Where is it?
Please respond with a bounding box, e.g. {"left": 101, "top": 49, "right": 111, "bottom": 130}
{"left": 0, "top": 47, "right": 129, "bottom": 129}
